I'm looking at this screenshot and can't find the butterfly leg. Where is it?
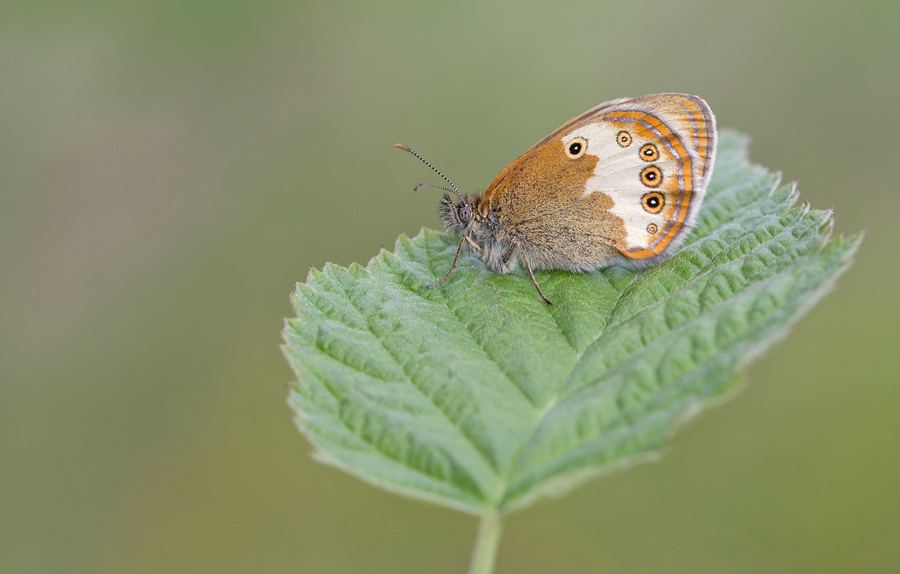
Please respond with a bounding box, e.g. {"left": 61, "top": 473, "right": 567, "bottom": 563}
{"left": 427, "top": 234, "right": 467, "bottom": 289}
{"left": 464, "top": 235, "right": 484, "bottom": 254}
{"left": 514, "top": 238, "right": 552, "bottom": 305}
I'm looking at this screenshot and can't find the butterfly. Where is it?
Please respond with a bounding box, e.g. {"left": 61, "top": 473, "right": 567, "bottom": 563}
{"left": 397, "top": 93, "right": 716, "bottom": 304}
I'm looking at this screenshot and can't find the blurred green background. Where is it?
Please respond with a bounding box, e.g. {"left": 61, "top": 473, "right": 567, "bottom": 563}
{"left": 1, "top": 0, "right": 897, "bottom": 572}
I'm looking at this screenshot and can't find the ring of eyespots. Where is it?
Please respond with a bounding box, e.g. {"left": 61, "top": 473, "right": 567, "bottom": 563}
{"left": 617, "top": 131, "right": 632, "bottom": 147}
{"left": 639, "top": 143, "right": 659, "bottom": 162}
{"left": 640, "top": 165, "right": 663, "bottom": 188}
{"left": 565, "top": 136, "right": 588, "bottom": 159}
{"left": 642, "top": 192, "right": 665, "bottom": 214}
{"left": 647, "top": 223, "right": 658, "bottom": 234}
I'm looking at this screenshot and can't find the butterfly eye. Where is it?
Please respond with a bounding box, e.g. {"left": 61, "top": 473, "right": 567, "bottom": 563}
{"left": 565, "top": 137, "right": 588, "bottom": 159}
{"left": 642, "top": 192, "right": 665, "bottom": 214}
{"left": 640, "top": 165, "right": 663, "bottom": 188}
{"left": 640, "top": 143, "right": 659, "bottom": 162}
{"left": 647, "top": 223, "right": 658, "bottom": 234}
{"left": 617, "top": 131, "right": 632, "bottom": 147}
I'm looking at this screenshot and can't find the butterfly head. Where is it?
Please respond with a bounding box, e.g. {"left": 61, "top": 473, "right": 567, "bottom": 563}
{"left": 439, "top": 193, "right": 476, "bottom": 233}
{"left": 394, "top": 143, "right": 487, "bottom": 236}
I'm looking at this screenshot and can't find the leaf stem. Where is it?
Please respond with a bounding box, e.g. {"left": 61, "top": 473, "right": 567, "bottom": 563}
{"left": 469, "top": 508, "right": 502, "bottom": 574}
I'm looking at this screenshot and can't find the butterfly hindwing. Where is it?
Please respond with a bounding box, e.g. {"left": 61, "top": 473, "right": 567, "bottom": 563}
{"left": 560, "top": 93, "right": 716, "bottom": 260}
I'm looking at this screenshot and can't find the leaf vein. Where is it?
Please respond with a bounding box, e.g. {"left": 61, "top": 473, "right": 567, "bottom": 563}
{"left": 421, "top": 233, "right": 541, "bottom": 410}
{"left": 307, "top": 277, "right": 502, "bottom": 478}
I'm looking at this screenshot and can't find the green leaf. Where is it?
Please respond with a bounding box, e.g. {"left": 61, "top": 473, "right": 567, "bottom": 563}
{"left": 283, "top": 130, "right": 861, "bottom": 514}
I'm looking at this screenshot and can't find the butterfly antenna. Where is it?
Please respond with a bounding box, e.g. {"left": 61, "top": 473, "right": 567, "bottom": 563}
{"left": 395, "top": 144, "right": 463, "bottom": 200}
{"left": 413, "top": 182, "right": 456, "bottom": 194}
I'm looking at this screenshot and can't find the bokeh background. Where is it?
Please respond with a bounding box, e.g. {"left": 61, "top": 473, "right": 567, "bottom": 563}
{"left": 1, "top": 1, "right": 897, "bottom": 572}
